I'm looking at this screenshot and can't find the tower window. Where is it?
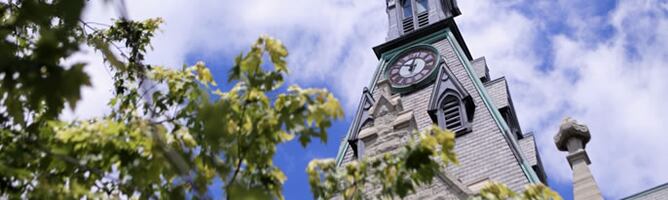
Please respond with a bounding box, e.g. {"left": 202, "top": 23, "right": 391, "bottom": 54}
{"left": 416, "top": 0, "right": 428, "bottom": 13}
{"left": 401, "top": 0, "right": 415, "bottom": 33}
{"left": 402, "top": 0, "right": 413, "bottom": 19}
{"left": 441, "top": 95, "right": 463, "bottom": 130}
{"left": 416, "top": 0, "right": 429, "bottom": 27}
{"left": 401, "top": 0, "right": 429, "bottom": 33}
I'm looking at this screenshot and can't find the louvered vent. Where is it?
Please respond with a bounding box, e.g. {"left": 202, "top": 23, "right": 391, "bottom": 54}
{"left": 442, "top": 96, "right": 462, "bottom": 130}
{"left": 402, "top": 18, "right": 414, "bottom": 33}
{"left": 417, "top": 12, "right": 429, "bottom": 27}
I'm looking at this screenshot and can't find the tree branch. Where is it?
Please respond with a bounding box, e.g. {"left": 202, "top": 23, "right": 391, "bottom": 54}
{"left": 226, "top": 83, "right": 252, "bottom": 198}
{"left": 80, "top": 20, "right": 131, "bottom": 60}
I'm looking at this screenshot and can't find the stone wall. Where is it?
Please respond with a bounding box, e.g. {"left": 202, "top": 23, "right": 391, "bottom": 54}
{"left": 432, "top": 36, "right": 530, "bottom": 192}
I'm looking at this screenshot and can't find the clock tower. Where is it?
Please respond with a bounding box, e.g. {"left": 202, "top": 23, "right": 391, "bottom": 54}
{"left": 334, "top": 0, "right": 548, "bottom": 198}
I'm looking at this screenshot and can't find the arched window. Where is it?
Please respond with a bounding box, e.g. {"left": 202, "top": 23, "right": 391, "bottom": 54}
{"left": 440, "top": 95, "right": 463, "bottom": 131}
{"left": 402, "top": 0, "right": 413, "bottom": 19}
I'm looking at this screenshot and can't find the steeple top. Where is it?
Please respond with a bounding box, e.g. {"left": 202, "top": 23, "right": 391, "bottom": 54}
{"left": 385, "top": 0, "right": 461, "bottom": 41}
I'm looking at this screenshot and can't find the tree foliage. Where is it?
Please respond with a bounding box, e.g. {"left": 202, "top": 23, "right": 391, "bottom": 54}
{"left": 0, "top": 1, "right": 561, "bottom": 199}
{"left": 307, "top": 126, "right": 458, "bottom": 199}
{"left": 307, "top": 127, "right": 562, "bottom": 200}
{"left": 473, "top": 182, "right": 562, "bottom": 200}
{"left": 1, "top": 1, "right": 343, "bottom": 198}
{"left": 1, "top": 0, "right": 88, "bottom": 128}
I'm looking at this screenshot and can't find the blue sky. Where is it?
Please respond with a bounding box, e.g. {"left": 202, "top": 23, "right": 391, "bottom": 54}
{"left": 66, "top": 0, "right": 668, "bottom": 199}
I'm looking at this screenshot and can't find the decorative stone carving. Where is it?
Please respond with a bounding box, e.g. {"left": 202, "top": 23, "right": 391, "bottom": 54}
{"left": 370, "top": 94, "right": 403, "bottom": 119}
{"left": 353, "top": 82, "right": 416, "bottom": 158}
{"left": 554, "top": 117, "right": 591, "bottom": 152}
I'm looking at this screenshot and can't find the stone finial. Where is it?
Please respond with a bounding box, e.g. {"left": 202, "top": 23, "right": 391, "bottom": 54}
{"left": 554, "top": 117, "right": 603, "bottom": 200}
{"left": 554, "top": 117, "right": 591, "bottom": 152}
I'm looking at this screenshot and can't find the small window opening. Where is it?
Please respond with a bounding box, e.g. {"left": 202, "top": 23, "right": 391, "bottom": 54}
{"left": 441, "top": 95, "right": 463, "bottom": 130}
{"left": 416, "top": 0, "right": 428, "bottom": 13}
{"left": 402, "top": 0, "right": 413, "bottom": 19}
{"left": 402, "top": 0, "right": 415, "bottom": 33}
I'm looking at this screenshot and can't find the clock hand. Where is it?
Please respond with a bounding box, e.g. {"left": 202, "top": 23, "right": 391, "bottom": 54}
{"left": 407, "top": 59, "right": 416, "bottom": 72}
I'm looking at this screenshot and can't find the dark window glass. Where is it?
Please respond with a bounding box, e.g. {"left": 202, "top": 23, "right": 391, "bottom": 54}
{"left": 416, "top": 0, "right": 428, "bottom": 13}
{"left": 402, "top": 0, "right": 413, "bottom": 19}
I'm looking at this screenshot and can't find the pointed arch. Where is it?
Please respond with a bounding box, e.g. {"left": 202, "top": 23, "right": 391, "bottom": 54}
{"left": 428, "top": 63, "right": 475, "bottom": 135}
{"left": 347, "top": 87, "right": 375, "bottom": 159}
{"left": 436, "top": 92, "right": 470, "bottom": 133}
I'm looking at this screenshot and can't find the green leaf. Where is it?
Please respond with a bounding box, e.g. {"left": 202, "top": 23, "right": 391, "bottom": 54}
{"left": 91, "top": 38, "right": 126, "bottom": 71}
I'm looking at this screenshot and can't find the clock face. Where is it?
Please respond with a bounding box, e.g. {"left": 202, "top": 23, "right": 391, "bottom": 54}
{"left": 387, "top": 47, "right": 439, "bottom": 88}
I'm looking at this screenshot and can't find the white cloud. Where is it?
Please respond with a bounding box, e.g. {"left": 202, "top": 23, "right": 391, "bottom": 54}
{"left": 180, "top": 0, "right": 388, "bottom": 110}
{"left": 60, "top": 46, "right": 115, "bottom": 120}
{"left": 458, "top": 0, "right": 668, "bottom": 198}
{"left": 69, "top": 0, "right": 668, "bottom": 198}
{"left": 67, "top": 0, "right": 387, "bottom": 119}
{"left": 560, "top": 1, "right": 668, "bottom": 197}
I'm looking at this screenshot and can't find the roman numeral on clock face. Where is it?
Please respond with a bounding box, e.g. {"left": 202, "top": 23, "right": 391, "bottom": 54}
{"left": 387, "top": 46, "right": 439, "bottom": 88}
